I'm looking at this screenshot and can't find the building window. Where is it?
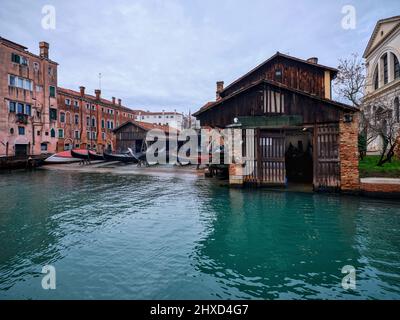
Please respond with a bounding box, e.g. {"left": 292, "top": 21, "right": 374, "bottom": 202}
{"left": 17, "top": 103, "right": 24, "bottom": 114}
{"left": 60, "top": 112, "right": 65, "bottom": 123}
{"left": 101, "top": 119, "right": 105, "bottom": 128}
{"left": 102, "top": 132, "right": 106, "bottom": 140}
{"left": 58, "top": 129, "right": 64, "bottom": 138}
{"left": 75, "top": 114, "right": 79, "bottom": 125}
{"left": 75, "top": 131, "right": 80, "bottom": 139}
{"left": 49, "top": 86, "right": 56, "bottom": 97}
{"left": 41, "top": 143, "right": 48, "bottom": 152}
{"left": 92, "top": 132, "right": 97, "bottom": 140}
{"left": 374, "top": 67, "right": 379, "bottom": 90}
{"left": 65, "top": 99, "right": 71, "bottom": 105}
{"left": 91, "top": 117, "right": 96, "bottom": 127}
{"left": 9, "top": 101, "right": 16, "bottom": 113}
{"left": 50, "top": 108, "right": 57, "bottom": 121}
{"left": 8, "top": 75, "right": 32, "bottom": 90}
{"left": 50, "top": 128, "right": 56, "bottom": 138}
{"left": 87, "top": 131, "right": 90, "bottom": 139}
{"left": 18, "top": 127, "right": 25, "bottom": 135}
{"left": 25, "top": 104, "right": 31, "bottom": 116}
{"left": 395, "top": 97, "right": 400, "bottom": 123}
{"left": 394, "top": 53, "right": 400, "bottom": 80}
{"left": 74, "top": 100, "right": 79, "bottom": 107}
{"left": 11, "top": 53, "right": 28, "bottom": 65}
{"left": 382, "top": 53, "right": 388, "bottom": 85}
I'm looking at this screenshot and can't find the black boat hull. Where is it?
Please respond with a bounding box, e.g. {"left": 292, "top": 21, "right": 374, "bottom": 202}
{"left": 103, "top": 152, "right": 138, "bottom": 163}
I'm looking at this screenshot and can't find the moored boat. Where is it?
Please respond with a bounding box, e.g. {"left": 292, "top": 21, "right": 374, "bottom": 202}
{"left": 103, "top": 151, "right": 138, "bottom": 163}
{"left": 44, "top": 150, "right": 82, "bottom": 164}
{"left": 88, "top": 151, "right": 105, "bottom": 161}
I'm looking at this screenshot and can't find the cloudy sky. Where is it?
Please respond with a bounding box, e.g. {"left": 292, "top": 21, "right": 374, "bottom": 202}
{"left": 0, "top": 0, "right": 398, "bottom": 113}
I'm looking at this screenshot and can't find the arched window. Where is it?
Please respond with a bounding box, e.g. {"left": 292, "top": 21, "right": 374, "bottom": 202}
{"left": 373, "top": 67, "right": 379, "bottom": 90}
{"left": 50, "top": 128, "right": 55, "bottom": 138}
{"left": 382, "top": 53, "right": 388, "bottom": 85}
{"left": 393, "top": 53, "right": 400, "bottom": 80}
{"left": 91, "top": 117, "right": 96, "bottom": 127}
{"left": 75, "top": 114, "right": 79, "bottom": 125}
{"left": 395, "top": 97, "right": 400, "bottom": 123}
{"left": 60, "top": 112, "right": 65, "bottom": 123}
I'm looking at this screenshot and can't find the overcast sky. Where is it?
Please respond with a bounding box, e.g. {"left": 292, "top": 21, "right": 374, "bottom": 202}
{"left": 0, "top": 0, "right": 398, "bottom": 113}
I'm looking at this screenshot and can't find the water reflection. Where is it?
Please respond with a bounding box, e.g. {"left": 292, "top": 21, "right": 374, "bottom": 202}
{"left": 194, "top": 187, "right": 400, "bottom": 299}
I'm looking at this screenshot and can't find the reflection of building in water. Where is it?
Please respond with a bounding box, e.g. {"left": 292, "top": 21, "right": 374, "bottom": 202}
{"left": 193, "top": 189, "right": 360, "bottom": 299}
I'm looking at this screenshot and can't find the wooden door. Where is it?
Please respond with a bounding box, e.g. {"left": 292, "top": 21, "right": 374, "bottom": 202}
{"left": 314, "top": 124, "right": 340, "bottom": 190}
{"left": 258, "top": 130, "right": 286, "bottom": 184}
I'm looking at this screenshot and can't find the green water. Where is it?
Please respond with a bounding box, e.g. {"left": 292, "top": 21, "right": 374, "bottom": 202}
{"left": 0, "top": 170, "right": 399, "bottom": 300}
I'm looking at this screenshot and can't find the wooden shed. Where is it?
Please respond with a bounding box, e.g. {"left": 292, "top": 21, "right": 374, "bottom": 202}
{"left": 194, "top": 53, "right": 360, "bottom": 192}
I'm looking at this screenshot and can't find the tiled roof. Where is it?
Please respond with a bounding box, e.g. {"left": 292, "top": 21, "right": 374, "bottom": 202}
{"left": 113, "top": 121, "right": 179, "bottom": 134}
{"left": 57, "top": 87, "right": 138, "bottom": 114}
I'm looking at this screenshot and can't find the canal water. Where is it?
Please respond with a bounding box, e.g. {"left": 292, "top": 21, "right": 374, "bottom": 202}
{"left": 0, "top": 169, "right": 399, "bottom": 300}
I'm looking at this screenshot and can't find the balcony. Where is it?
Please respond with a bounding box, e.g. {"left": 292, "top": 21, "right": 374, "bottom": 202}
{"left": 16, "top": 113, "right": 28, "bottom": 124}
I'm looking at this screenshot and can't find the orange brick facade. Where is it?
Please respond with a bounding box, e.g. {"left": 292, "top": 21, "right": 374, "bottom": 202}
{"left": 0, "top": 37, "right": 139, "bottom": 156}
{"left": 0, "top": 38, "right": 58, "bottom": 156}
{"left": 339, "top": 113, "right": 361, "bottom": 192}
{"left": 56, "top": 87, "right": 137, "bottom": 153}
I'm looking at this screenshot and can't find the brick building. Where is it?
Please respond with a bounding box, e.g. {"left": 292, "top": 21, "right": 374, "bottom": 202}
{"left": 56, "top": 87, "right": 138, "bottom": 153}
{"left": 0, "top": 36, "right": 141, "bottom": 156}
{"left": 0, "top": 37, "right": 58, "bottom": 156}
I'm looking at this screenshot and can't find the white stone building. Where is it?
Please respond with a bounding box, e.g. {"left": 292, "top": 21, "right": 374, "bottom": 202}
{"left": 363, "top": 15, "right": 400, "bottom": 154}
{"left": 136, "top": 110, "right": 184, "bottom": 131}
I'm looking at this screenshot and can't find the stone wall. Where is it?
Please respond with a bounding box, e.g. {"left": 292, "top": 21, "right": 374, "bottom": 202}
{"left": 339, "top": 113, "right": 361, "bottom": 192}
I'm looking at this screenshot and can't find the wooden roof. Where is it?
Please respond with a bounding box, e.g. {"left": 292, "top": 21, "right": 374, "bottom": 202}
{"left": 220, "top": 52, "right": 338, "bottom": 96}
{"left": 194, "top": 79, "right": 358, "bottom": 117}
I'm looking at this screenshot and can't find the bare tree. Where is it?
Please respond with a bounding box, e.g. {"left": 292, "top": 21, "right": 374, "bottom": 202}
{"left": 334, "top": 54, "right": 370, "bottom": 159}
{"left": 334, "top": 53, "right": 366, "bottom": 108}
{"left": 363, "top": 88, "right": 400, "bottom": 166}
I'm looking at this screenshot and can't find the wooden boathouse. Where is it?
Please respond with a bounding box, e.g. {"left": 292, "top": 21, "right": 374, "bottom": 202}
{"left": 194, "top": 53, "right": 360, "bottom": 192}
{"left": 113, "top": 121, "right": 177, "bottom": 154}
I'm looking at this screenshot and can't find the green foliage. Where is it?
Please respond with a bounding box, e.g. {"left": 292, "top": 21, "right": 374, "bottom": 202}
{"left": 359, "top": 156, "right": 400, "bottom": 178}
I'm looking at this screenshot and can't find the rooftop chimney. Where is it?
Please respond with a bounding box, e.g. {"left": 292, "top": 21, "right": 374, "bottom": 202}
{"left": 39, "top": 41, "right": 49, "bottom": 59}
{"left": 307, "top": 57, "right": 318, "bottom": 64}
{"left": 112, "top": 97, "right": 116, "bottom": 105}
{"left": 216, "top": 81, "right": 224, "bottom": 100}
{"left": 95, "top": 89, "right": 101, "bottom": 100}
{"left": 118, "top": 99, "right": 121, "bottom": 106}
{"left": 79, "top": 86, "right": 85, "bottom": 97}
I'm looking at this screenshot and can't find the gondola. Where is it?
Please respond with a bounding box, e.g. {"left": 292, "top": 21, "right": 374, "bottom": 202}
{"left": 45, "top": 150, "right": 82, "bottom": 164}
{"left": 71, "top": 149, "right": 90, "bottom": 160}
{"left": 103, "top": 151, "right": 138, "bottom": 163}
{"left": 88, "top": 151, "right": 105, "bottom": 161}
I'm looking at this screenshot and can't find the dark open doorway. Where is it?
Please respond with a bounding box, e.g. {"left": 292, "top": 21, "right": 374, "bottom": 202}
{"left": 285, "top": 129, "right": 313, "bottom": 184}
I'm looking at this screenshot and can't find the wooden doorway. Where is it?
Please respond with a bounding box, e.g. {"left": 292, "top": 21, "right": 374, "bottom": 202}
{"left": 314, "top": 124, "right": 340, "bottom": 191}
{"left": 258, "top": 130, "right": 286, "bottom": 185}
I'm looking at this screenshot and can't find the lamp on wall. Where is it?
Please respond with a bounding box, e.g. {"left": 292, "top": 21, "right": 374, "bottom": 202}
{"left": 343, "top": 114, "right": 353, "bottom": 123}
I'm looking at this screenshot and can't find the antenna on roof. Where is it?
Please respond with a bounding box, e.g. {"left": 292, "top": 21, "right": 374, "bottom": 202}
{"left": 98, "top": 73, "right": 102, "bottom": 90}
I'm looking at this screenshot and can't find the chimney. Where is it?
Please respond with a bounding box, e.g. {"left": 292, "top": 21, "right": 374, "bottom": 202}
{"left": 79, "top": 86, "right": 85, "bottom": 97}
{"left": 216, "top": 81, "right": 224, "bottom": 100}
{"left": 307, "top": 57, "right": 319, "bottom": 64}
{"left": 112, "top": 97, "right": 116, "bottom": 105}
{"left": 118, "top": 99, "right": 121, "bottom": 106}
{"left": 39, "top": 41, "right": 49, "bottom": 59}
{"left": 95, "top": 89, "right": 101, "bottom": 100}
